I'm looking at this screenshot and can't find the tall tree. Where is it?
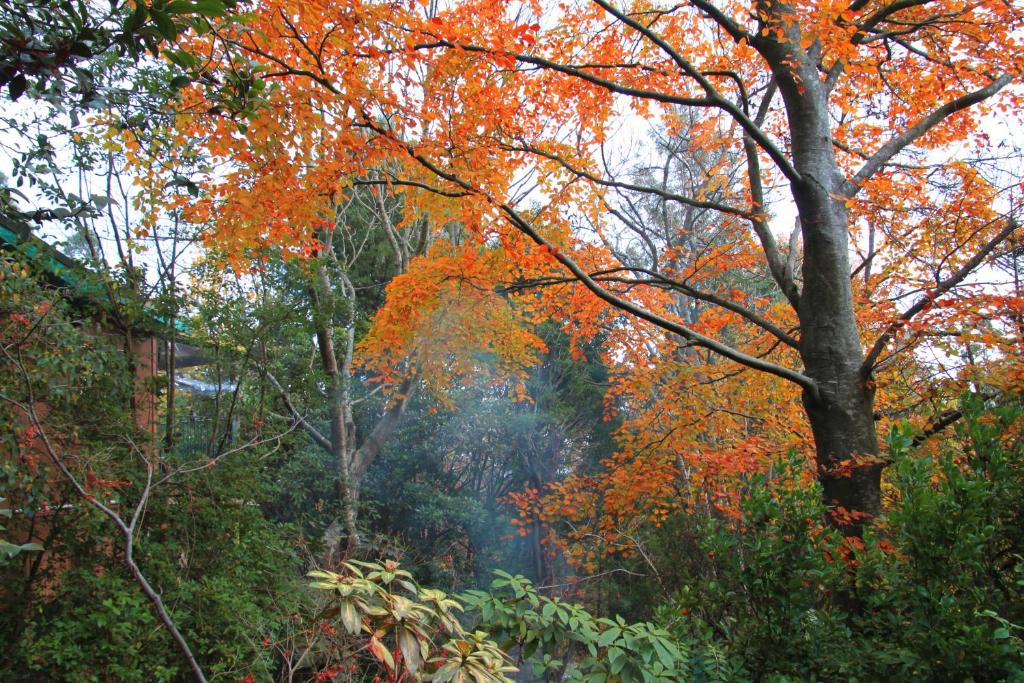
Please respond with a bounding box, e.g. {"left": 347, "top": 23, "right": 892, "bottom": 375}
{"left": 178, "top": 0, "right": 1023, "bottom": 534}
{"left": 215, "top": 183, "right": 546, "bottom": 553}
{"left": 262, "top": 188, "right": 425, "bottom": 552}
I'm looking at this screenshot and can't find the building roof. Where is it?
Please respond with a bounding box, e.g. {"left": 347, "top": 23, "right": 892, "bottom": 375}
{"left": 0, "top": 220, "right": 190, "bottom": 336}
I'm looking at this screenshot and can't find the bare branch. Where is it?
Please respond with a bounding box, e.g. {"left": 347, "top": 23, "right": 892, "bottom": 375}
{"left": 744, "top": 133, "right": 800, "bottom": 308}
{"left": 351, "top": 374, "right": 418, "bottom": 483}
{"left": 352, "top": 177, "right": 470, "bottom": 198}
{"left": 265, "top": 370, "right": 333, "bottom": 453}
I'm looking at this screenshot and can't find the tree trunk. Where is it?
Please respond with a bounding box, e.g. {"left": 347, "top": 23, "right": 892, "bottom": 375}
{"left": 338, "top": 463, "right": 360, "bottom": 554}
{"left": 801, "top": 374, "right": 881, "bottom": 531}
{"left": 796, "top": 176, "right": 883, "bottom": 533}
{"left": 311, "top": 257, "right": 362, "bottom": 551}
{"left": 758, "top": 2, "right": 882, "bottom": 534}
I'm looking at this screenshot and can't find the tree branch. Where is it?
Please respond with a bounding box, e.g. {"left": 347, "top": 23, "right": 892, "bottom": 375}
{"left": 510, "top": 141, "right": 753, "bottom": 219}
{"left": 370, "top": 124, "right": 819, "bottom": 395}
{"left": 590, "top": 0, "right": 801, "bottom": 183}
{"left": 265, "top": 370, "right": 333, "bottom": 453}
{"left": 511, "top": 267, "right": 801, "bottom": 348}
{"left": 412, "top": 39, "right": 712, "bottom": 108}
{"left": 688, "top": 0, "right": 752, "bottom": 42}
{"left": 863, "top": 216, "right": 1020, "bottom": 371}
{"left": 352, "top": 177, "right": 470, "bottom": 198}
{"left": 350, "top": 374, "right": 418, "bottom": 483}
{"left": 843, "top": 75, "right": 1012, "bottom": 196}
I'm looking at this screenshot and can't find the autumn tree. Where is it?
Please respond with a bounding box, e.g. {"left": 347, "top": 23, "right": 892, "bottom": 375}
{"left": 506, "top": 115, "right": 812, "bottom": 567}
{"left": 174, "top": 0, "right": 1024, "bottom": 536}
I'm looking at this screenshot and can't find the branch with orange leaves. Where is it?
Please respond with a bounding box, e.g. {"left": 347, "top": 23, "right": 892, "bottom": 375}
{"left": 408, "top": 18, "right": 799, "bottom": 184}
{"left": 503, "top": 267, "right": 800, "bottom": 349}
{"left": 843, "top": 75, "right": 1013, "bottom": 196}
{"left": 862, "top": 214, "right": 1021, "bottom": 372}
{"left": 589, "top": 0, "right": 801, "bottom": 183}
{"left": 356, "top": 119, "right": 820, "bottom": 398}
{"left": 505, "top": 141, "right": 755, "bottom": 220}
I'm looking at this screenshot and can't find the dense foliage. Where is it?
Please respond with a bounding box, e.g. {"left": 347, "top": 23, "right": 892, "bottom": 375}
{"left": 5, "top": 243, "right": 1022, "bottom": 680}
{"left": 305, "top": 392, "right": 1024, "bottom": 682}
{"left": 2, "top": 0, "right": 1024, "bottom": 680}
{"left": 670, "top": 397, "right": 1024, "bottom": 680}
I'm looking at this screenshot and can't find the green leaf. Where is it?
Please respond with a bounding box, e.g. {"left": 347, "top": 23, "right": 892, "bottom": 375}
{"left": 338, "top": 601, "right": 361, "bottom": 634}
{"left": 597, "top": 627, "right": 621, "bottom": 648}
{"left": 167, "top": 0, "right": 226, "bottom": 16}
{"left": 307, "top": 569, "right": 340, "bottom": 580}
{"left": 69, "top": 41, "right": 93, "bottom": 58}
{"left": 609, "top": 649, "right": 627, "bottom": 675}
{"left": 1, "top": 540, "right": 42, "bottom": 558}
{"left": 426, "top": 660, "right": 460, "bottom": 682}
{"left": 651, "top": 639, "right": 676, "bottom": 670}
{"left": 166, "top": 49, "right": 197, "bottom": 68}
{"left": 192, "top": 0, "right": 227, "bottom": 16}
{"left": 150, "top": 10, "right": 179, "bottom": 41}
{"left": 166, "top": 1, "right": 195, "bottom": 13}
{"left": 398, "top": 627, "right": 425, "bottom": 674}
{"left": 124, "top": 3, "right": 148, "bottom": 34}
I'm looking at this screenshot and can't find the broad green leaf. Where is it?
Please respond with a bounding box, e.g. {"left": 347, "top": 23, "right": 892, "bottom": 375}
{"left": 150, "top": 10, "right": 179, "bottom": 40}
{"left": 398, "top": 627, "right": 425, "bottom": 674}
{"left": 597, "top": 627, "right": 621, "bottom": 648}
{"left": 338, "top": 601, "right": 361, "bottom": 635}
{"left": 123, "top": 3, "right": 147, "bottom": 34}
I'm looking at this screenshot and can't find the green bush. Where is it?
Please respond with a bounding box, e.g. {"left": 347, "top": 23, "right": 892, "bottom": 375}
{"left": 311, "top": 560, "right": 701, "bottom": 683}
{"left": 21, "top": 569, "right": 181, "bottom": 682}
{"left": 464, "top": 570, "right": 690, "bottom": 683}
{"left": 9, "top": 485, "right": 303, "bottom": 682}
{"left": 659, "top": 394, "right": 1024, "bottom": 681}
{"left": 1, "top": 249, "right": 310, "bottom": 681}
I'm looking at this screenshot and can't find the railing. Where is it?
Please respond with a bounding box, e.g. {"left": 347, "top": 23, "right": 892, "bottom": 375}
{"left": 160, "top": 413, "right": 236, "bottom": 459}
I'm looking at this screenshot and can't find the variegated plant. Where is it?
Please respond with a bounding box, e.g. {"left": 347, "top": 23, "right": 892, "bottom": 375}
{"left": 309, "top": 560, "right": 516, "bottom": 682}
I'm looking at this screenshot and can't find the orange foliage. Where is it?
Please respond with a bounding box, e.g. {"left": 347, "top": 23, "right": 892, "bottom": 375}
{"left": 136, "top": 0, "right": 1024, "bottom": 562}
{"left": 357, "top": 240, "right": 548, "bottom": 402}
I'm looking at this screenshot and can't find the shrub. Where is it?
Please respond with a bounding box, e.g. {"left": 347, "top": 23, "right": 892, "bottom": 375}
{"left": 659, "top": 394, "right": 1024, "bottom": 681}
